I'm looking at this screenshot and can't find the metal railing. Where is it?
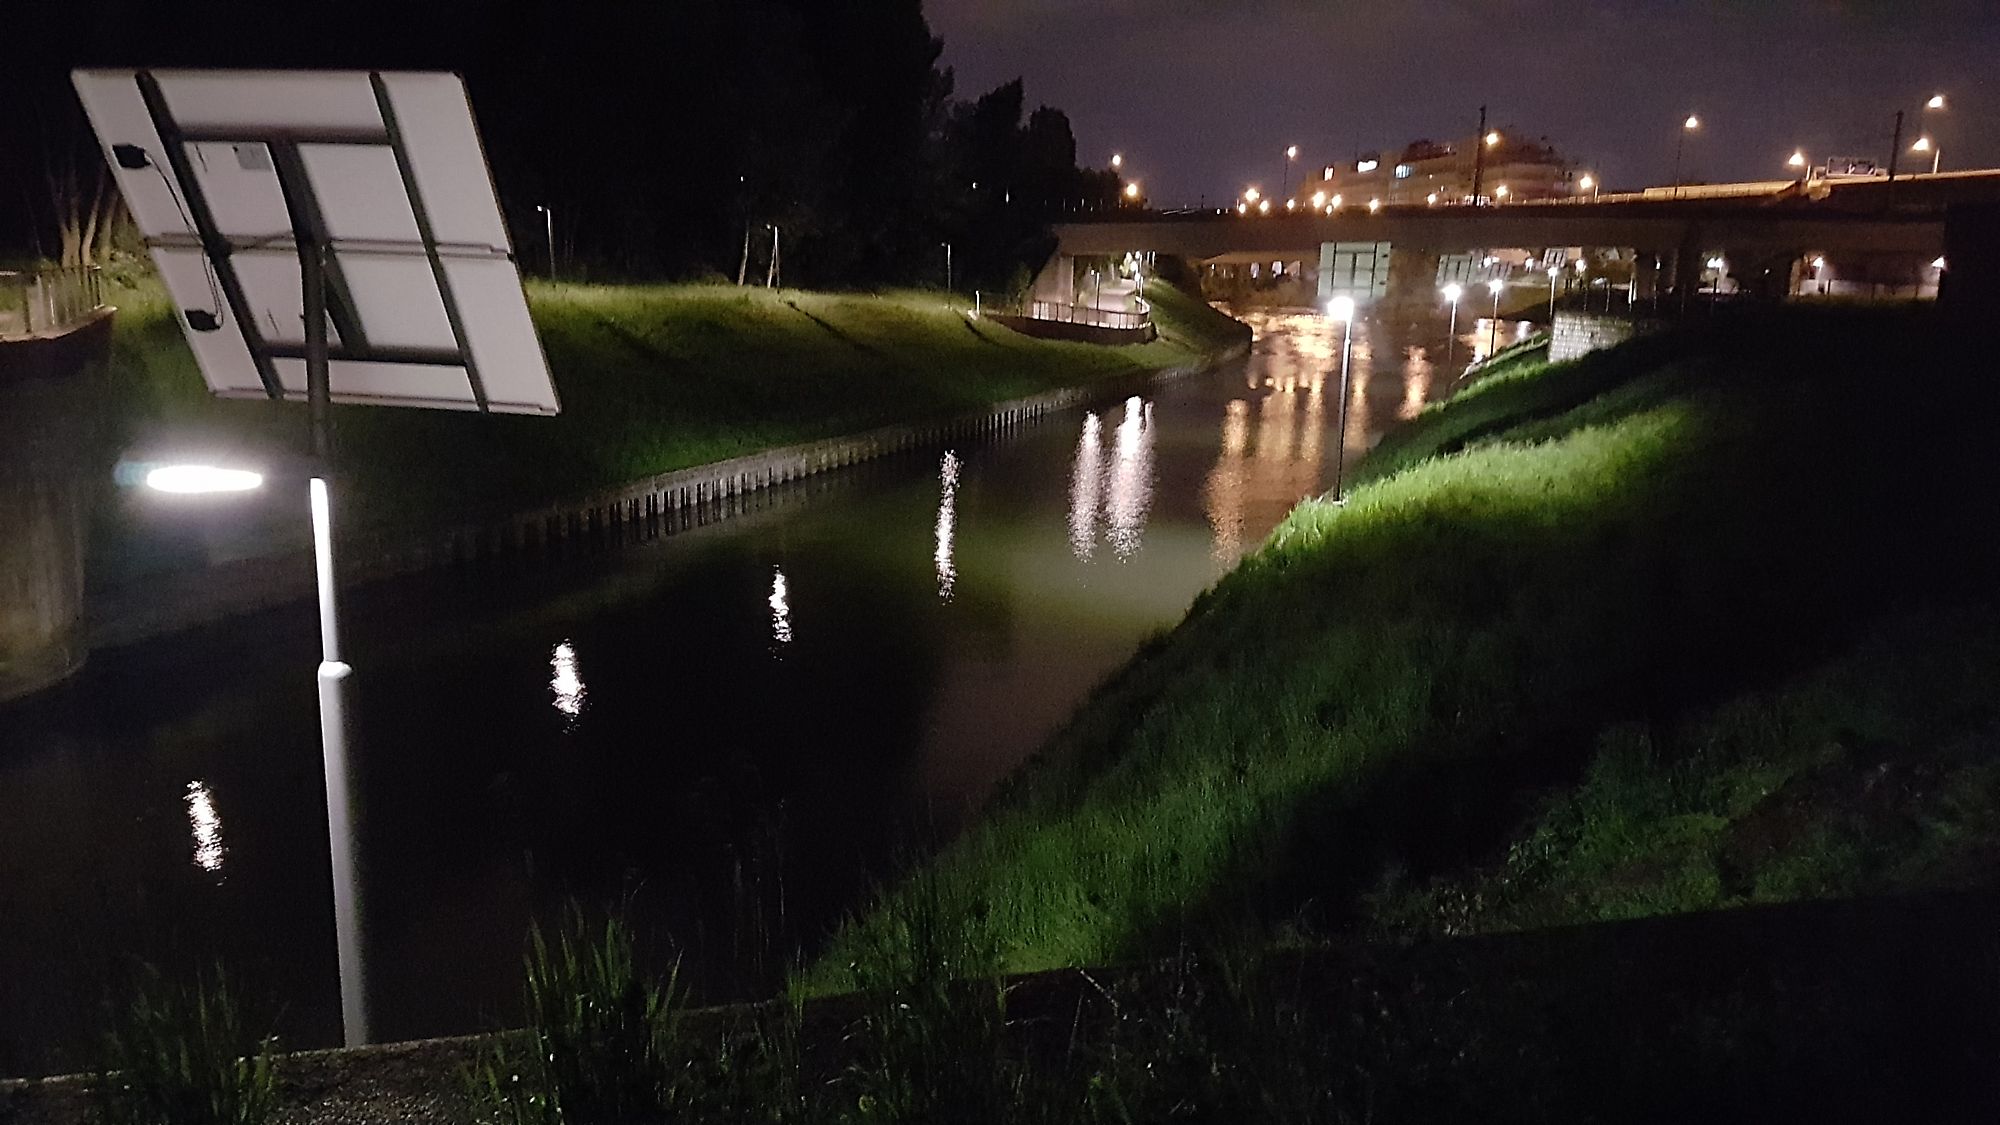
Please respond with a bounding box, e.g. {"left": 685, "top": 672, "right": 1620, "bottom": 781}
{"left": 1026, "top": 299, "right": 1151, "bottom": 331}
{"left": 0, "top": 267, "right": 106, "bottom": 339}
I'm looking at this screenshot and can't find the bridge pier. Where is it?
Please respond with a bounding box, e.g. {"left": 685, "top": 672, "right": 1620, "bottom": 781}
{"left": 1380, "top": 246, "right": 1444, "bottom": 320}
{"left": 0, "top": 312, "right": 112, "bottom": 703}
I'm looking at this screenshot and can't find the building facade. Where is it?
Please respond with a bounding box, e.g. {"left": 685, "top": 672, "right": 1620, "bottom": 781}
{"left": 1291, "top": 135, "right": 1575, "bottom": 211}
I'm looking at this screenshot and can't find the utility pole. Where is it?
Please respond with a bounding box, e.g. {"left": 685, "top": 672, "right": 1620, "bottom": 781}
{"left": 766, "top": 224, "right": 781, "bottom": 289}
{"left": 1470, "top": 105, "right": 1488, "bottom": 204}
{"left": 1887, "top": 110, "right": 1904, "bottom": 183}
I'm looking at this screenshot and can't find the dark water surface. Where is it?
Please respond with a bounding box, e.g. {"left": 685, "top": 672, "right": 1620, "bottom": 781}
{"left": 0, "top": 308, "right": 1521, "bottom": 1075}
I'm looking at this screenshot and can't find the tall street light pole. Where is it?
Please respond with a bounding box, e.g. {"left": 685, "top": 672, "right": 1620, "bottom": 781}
{"left": 942, "top": 242, "right": 953, "bottom": 292}
{"left": 1547, "top": 265, "right": 1560, "bottom": 322}
{"left": 1442, "top": 283, "right": 1462, "bottom": 369}
{"left": 1283, "top": 144, "right": 1298, "bottom": 205}
{"left": 536, "top": 205, "right": 554, "bottom": 279}
{"left": 1673, "top": 114, "right": 1699, "bottom": 199}
{"left": 1328, "top": 295, "right": 1357, "bottom": 502}
{"left": 1487, "top": 278, "right": 1503, "bottom": 358}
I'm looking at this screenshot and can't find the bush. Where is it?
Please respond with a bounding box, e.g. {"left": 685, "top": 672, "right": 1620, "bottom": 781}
{"left": 94, "top": 968, "right": 277, "bottom": 1125}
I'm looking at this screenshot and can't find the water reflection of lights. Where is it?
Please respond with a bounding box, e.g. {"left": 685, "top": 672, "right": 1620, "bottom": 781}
{"left": 550, "top": 640, "right": 586, "bottom": 718}
{"left": 770, "top": 568, "right": 793, "bottom": 645}
{"left": 1067, "top": 413, "right": 1102, "bottom": 560}
{"left": 1066, "top": 400, "right": 1155, "bottom": 562}
{"left": 185, "top": 781, "right": 225, "bottom": 875}
{"left": 1106, "top": 397, "right": 1155, "bottom": 559}
{"left": 935, "top": 451, "right": 960, "bottom": 601}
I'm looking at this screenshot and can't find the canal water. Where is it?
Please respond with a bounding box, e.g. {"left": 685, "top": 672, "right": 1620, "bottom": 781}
{"left": 0, "top": 307, "right": 1528, "bottom": 1075}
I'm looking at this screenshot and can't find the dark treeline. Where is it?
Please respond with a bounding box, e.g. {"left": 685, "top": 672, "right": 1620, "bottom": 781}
{"left": 0, "top": 0, "right": 1125, "bottom": 291}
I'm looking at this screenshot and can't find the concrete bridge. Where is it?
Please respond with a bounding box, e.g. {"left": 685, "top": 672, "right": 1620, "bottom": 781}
{"left": 1042, "top": 172, "right": 1998, "bottom": 311}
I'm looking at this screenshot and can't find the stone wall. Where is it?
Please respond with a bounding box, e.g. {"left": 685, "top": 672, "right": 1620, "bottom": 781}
{"left": 1549, "top": 310, "right": 1661, "bottom": 363}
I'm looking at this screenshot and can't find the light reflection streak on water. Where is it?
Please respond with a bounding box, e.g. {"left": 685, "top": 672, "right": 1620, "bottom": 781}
{"left": 184, "top": 781, "right": 224, "bottom": 876}
{"left": 769, "top": 568, "right": 793, "bottom": 645}
{"left": 934, "top": 451, "right": 960, "bottom": 601}
{"left": 550, "top": 640, "right": 586, "bottom": 718}
{"left": 1401, "top": 346, "right": 1434, "bottom": 421}
{"left": 1105, "top": 396, "right": 1154, "bottom": 560}
{"left": 1067, "top": 413, "right": 1102, "bottom": 561}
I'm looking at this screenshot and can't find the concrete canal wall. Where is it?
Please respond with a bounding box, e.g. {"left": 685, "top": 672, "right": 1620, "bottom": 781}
{"left": 0, "top": 311, "right": 113, "bottom": 704}
{"left": 87, "top": 344, "right": 1246, "bottom": 651}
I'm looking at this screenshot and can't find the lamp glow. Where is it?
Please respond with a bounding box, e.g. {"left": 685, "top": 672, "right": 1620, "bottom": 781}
{"left": 1928, "top": 94, "right": 1946, "bottom": 110}
{"left": 1485, "top": 131, "right": 1500, "bottom": 146}
{"left": 1788, "top": 150, "right": 1807, "bottom": 168}
{"left": 1487, "top": 279, "right": 1504, "bottom": 295}
{"left": 1327, "top": 295, "right": 1356, "bottom": 321}
{"left": 1441, "top": 283, "right": 1463, "bottom": 303}
{"left": 1111, "top": 153, "right": 1123, "bottom": 168}
{"left": 1912, "top": 136, "right": 1932, "bottom": 153}
{"left": 1125, "top": 181, "right": 1141, "bottom": 198}
{"left": 1684, "top": 114, "right": 1700, "bottom": 130}
{"left": 1368, "top": 198, "right": 1381, "bottom": 212}
{"left": 145, "top": 465, "right": 264, "bottom": 494}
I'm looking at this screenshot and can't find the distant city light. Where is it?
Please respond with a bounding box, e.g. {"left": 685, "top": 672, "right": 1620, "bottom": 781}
{"left": 1311, "top": 190, "right": 1326, "bottom": 207}
{"left": 1331, "top": 194, "right": 1343, "bottom": 208}
{"left": 1788, "top": 150, "right": 1807, "bottom": 168}
{"left": 1484, "top": 131, "right": 1500, "bottom": 146}
{"left": 1368, "top": 198, "right": 1381, "bottom": 212}
{"left": 1125, "top": 182, "right": 1141, "bottom": 198}
{"left": 1244, "top": 186, "right": 1261, "bottom": 202}
{"left": 1237, "top": 202, "right": 1248, "bottom": 214}
{"left": 1286, "top": 144, "right": 1299, "bottom": 159}
{"left": 1928, "top": 94, "right": 1946, "bottom": 110}
{"left": 1111, "top": 153, "right": 1124, "bottom": 168}
{"left": 1574, "top": 258, "right": 1587, "bottom": 273}
{"left": 145, "top": 465, "right": 264, "bottom": 494}
{"left": 1258, "top": 199, "right": 1270, "bottom": 213}
{"left": 1495, "top": 184, "right": 1509, "bottom": 199}
{"left": 1286, "top": 198, "right": 1296, "bottom": 210}
{"left": 1684, "top": 114, "right": 1701, "bottom": 130}
{"left": 1426, "top": 192, "right": 1439, "bottom": 205}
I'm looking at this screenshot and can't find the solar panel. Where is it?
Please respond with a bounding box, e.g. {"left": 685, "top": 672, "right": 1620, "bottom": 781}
{"left": 72, "top": 68, "right": 559, "bottom": 415}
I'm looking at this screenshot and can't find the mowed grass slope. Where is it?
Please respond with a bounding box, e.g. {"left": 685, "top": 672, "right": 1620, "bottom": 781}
{"left": 100, "top": 276, "right": 1245, "bottom": 535}
{"left": 817, "top": 306, "right": 2000, "bottom": 984}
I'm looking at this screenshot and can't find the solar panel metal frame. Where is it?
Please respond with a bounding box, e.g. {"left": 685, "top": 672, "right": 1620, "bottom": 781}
{"left": 71, "top": 68, "right": 559, "bottom": 416}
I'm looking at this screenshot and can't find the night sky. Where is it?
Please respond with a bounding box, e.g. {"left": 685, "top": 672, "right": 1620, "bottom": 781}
{"left": 928, "top": 0, "right": 2000, "bottom": 204}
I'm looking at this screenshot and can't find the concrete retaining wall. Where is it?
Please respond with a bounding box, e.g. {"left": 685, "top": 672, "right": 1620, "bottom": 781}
{"left": 1, "top": 310, "right": 112, "bottom": 703}
{"left": 87, "top": 345, "right": 1246, "bottom": 650}
{"left": 1549, "top": 310, "right": 1662, "bottom": 362}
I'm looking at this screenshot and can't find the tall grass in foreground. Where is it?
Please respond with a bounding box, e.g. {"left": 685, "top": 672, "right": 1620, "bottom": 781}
{"left": 94, "top": 968, "right": 277, "bottom": 1125}
{"left": 466, "top": 909, "right": 685, "bottom": 1125}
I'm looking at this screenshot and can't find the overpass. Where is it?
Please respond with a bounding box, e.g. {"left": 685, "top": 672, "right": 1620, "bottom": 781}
{"left": 1043, "top": 172, "right": 1998, "bottom": 311}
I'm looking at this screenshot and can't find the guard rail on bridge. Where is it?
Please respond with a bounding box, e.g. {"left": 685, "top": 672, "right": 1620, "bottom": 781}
{"left": 0, "top": 267, "right": 106, "bottom": 340}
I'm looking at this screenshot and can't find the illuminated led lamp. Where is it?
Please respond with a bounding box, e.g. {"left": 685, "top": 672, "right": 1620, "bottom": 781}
{"left": 145, "top": 464, "right": 264, "bottom": 493}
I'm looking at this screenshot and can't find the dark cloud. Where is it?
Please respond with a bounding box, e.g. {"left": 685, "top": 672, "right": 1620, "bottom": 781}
{"left": 927, "top": 0, "right": 2000, "bottom": 203}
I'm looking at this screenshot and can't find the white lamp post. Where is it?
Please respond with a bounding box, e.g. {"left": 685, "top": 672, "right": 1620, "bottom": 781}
{"left": 1327, "top": 294, "right": 1357, "bottom": 502}
{"left": 1441, "top": 282, "right": 1462, "bottom": 368}
{"left": 1487, "top": 277, "right": 1504, "bottom": 358}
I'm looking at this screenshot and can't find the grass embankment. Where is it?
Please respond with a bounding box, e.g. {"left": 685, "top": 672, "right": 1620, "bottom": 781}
{"left": 100, "top": 275, "right": 1244, "bottom": 540}
{"left": 820, "top": 305, "right": 2000, "bottom": 982}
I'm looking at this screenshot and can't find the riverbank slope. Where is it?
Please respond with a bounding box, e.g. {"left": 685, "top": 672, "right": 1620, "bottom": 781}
{"left": 93, "top": 274, "right": 1246, "bottom": 586}
{"left": 822, "top": 303, "right": 2000, "bottom": 976}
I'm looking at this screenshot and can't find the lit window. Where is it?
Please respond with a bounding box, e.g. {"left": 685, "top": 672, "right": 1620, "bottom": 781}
{"left": 1394, "top": 164, "right": 1413, "bottom": 179}
{"left": 1356, "top": 159, "right": 1379, "bottom": 173}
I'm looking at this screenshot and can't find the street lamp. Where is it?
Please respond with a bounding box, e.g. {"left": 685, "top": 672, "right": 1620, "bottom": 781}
{"left": 1547, "top": 265, "right": 1560, "bottom": 320}
{"left": 1912, "top": 135, "right": 1940, "bottom": 175}
{"left": 1283, "top": 144, "right": 1298, "bottom": 201}
{"left": 1258, "top": 199, "right": 1271, "bottom": 214}
{"left": 1111, "top": 153, "right": 1124, "bottom": 169}
{"left": 1578, "top": 173, "right": 1599, "bottom": 200}
{"left": 1486, "top": 277, "right": 1504, "bottom": 358}
{"left": 1485, "top": 131, "right": 1501, "bottom": 147}
{"left": 1441, "top": 282, "right": 1463, "bottom": 368}
{"left": 1787, "top": 150, "right": 1807, "bottom": 175}
{"left": 1124, "top": 181, "right": 1142, "bottom": 201}
{"left": 1244, "top": 186, "right": 1261, "bottom": 203}
{"left": 535, "top": 204, "right": 555, "bottom": 279}
{"left": 1495, "top": 184, "right": 1510, "bottom": 202}
{"left": 1368, "top": 198, "right": 1381, "bottom": 213}
{"left": 942, "top": 241, "right": 953, "bottom": 291}
{"left": 1327, "top": 294, "right": 1357, "bottom": 502}
{"left": 1674, "top": 114, "right": 1700, "bottom": 198}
